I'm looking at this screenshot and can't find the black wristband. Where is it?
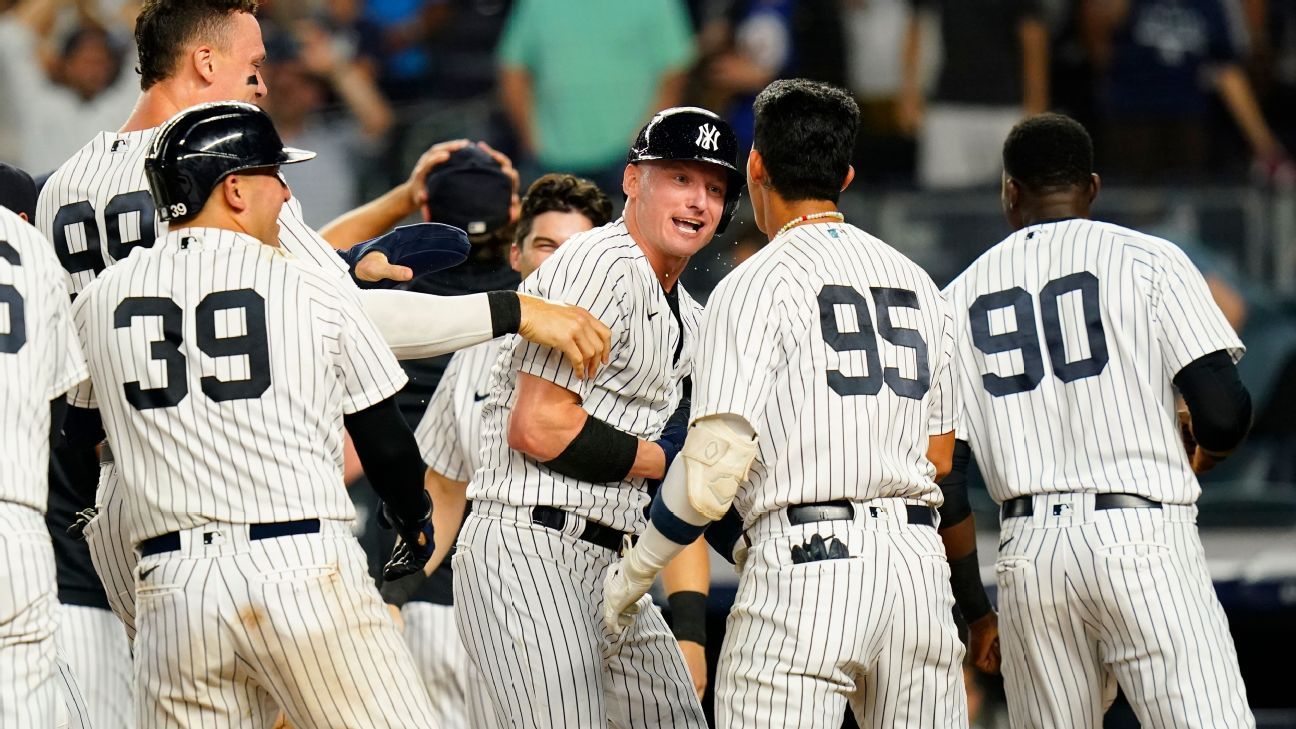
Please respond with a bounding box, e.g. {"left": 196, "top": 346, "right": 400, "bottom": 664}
{"left": 543, "top": 414, "right": 639, "bottom": 483}
{"left": 668, "top": 590, "right": 707, "bottom": 646}
{"left": 948, "top": 550, "right": 992, "bottom": 624}
{"left": 487, "top": 291, "right": 522, "bottom": 337}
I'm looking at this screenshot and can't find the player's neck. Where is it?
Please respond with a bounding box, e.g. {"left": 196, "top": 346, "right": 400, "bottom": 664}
{"left": 1014, "top": 200, "right": 1091, "bottom": 230}
{"left": 764, "top": 199, "right": 841, "bottom": 241}
{"left": 120, "top": 81, "right": 203, "bottom": 133}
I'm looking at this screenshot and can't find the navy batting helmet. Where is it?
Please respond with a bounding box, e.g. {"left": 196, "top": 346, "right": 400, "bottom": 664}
{"left": 145, "top": 101, "right": 314, "bottom": 222}
{"left": 628, "top": 107, "right": 743, "bottom": 234}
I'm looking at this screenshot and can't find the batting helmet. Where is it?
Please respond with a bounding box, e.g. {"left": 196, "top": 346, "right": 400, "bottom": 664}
{"left": 145, "top": 101, "right": 315, "bottom": 222}
{"left": 627, "top": 107, "right": 743, "bottom": 234}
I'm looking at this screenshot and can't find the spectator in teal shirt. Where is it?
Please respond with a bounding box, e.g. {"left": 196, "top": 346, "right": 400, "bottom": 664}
{"left": 497, "top": 0, "right": 696, "bottom": 196}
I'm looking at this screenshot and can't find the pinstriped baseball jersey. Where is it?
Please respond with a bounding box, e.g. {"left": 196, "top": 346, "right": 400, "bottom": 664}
{"left": 67, "top": 227, "right": 405, "bottom": 545}
{"left": 36, "top": 129, "right": 349, "bottom": 296}
{"left": 414, "top": 338, "right": 503, "bottom": 481}
{"left": 470, "top": 220, "right": 701, "bottom": 533}
{"left": 0, "top": 207, "right": 88, "bottom": 511}
{"left": 943, "top": 219, "right": 1243, "bottom": 504}
{"left": 693, "top": 221, "right": 956, "bottom": 524}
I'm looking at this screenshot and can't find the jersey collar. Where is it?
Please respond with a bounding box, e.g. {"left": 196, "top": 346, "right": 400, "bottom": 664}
{"left": 161, "top": 227, "right": 271, "bottom": 253}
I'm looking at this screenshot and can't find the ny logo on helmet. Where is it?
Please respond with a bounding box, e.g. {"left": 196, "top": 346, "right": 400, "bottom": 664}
{"left": 695, "top": 123, "right": 721, "bottom": 151}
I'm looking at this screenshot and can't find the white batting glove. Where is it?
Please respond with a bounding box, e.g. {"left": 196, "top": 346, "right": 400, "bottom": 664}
{"left": 603, "top": 559, "right": 654, "bottom": 637}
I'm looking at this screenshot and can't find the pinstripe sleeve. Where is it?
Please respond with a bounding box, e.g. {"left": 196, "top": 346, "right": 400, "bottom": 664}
{"left": 692, "top": 266, "right": 787, "bottom": 428}
{"left": 414, "top": 351, "right": 471, "bottom": 481}
{"left": 1152, "top": 243, "right": 1245, "bottom": 374}
{"left": 515, "top": 246, "right": 628, "bottom": 400}
{"left": 67, "top": 289, "right": 97, "bottom": 409}
{"left": 926, "top": 294, "right": 958, "bottom": 435}
{"left": 278, "top": 197, "right": 352, "bottom": 282}
{"left": 331, "top": 282, "right": 408, "bottom": 413}
{"left": 45, "top": 269, "right": 88, "bottom": 399}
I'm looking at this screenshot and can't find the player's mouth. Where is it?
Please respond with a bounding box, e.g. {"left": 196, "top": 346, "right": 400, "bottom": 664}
{"left": 672, "top": 217, "right": 704, "bottom": 235}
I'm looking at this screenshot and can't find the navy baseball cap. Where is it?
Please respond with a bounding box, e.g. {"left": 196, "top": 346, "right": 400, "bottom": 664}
{"left": 0, "top": 162, "right": 38, "bottom": 219}
{"left": 423, "top": 146, "right": 513, "bottom": 236}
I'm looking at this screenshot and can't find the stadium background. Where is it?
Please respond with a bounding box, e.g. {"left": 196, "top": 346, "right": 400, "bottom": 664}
{"left": 2, "top": 0, "right": 1294, "bottom": 726}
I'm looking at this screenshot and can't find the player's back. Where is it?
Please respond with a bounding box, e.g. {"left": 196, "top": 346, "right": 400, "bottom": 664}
{"left": 944, "top": 218, "right": 1243, "bottom": 504}
{"left": 36, "top": 130, "right": 159, "bottom": 295}
{"left": 0, "top": 208, "right": 86, "bottom": 511}
{"left": 37, "top": 130, "right": 349, "bottom": 295}
{"left": 70, "top": 227, "right": 401, "bottom": 544}
{"left": 695, "top": 221, "right": 955, "bottom": 523}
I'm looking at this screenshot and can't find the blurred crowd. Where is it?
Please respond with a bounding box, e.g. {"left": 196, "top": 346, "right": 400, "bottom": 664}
{"left": 5, "top": 0, "right": 1296, "bottom": 201}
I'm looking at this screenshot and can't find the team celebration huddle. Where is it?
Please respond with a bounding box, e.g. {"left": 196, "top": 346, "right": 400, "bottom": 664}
{"left": 0, "top": 1, "right": 1259, "bottom": 728}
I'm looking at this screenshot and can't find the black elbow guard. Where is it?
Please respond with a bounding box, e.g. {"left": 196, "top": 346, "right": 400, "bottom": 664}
{"left": 937, "top": 440, "right": 973, "bottom": 527}
{"left": 1174, "top": 350, "right": 1253, "bottom": 453}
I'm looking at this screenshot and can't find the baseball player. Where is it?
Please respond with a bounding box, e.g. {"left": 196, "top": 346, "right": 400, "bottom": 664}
{"left": 0, "top": 162, "right": 97, "bottom": 729}
{"left": 405, "top": 172, "right": 713, "bottom": 726}
{"left": 0, "top": 173, "right": 89, "bottom": 726}
{"left": 404, "top": 172, "right": 613, "bottom": 728}
{"left": 603, "top": 80, "right": 974, "bottom": 728}
{"left": 451, "top": 107, "right": 742, "bottom": 728}
{"left": 37, "top": 0, "right": 610, "bottom": 672}
{"left": 942, "top": 113, "right": 1254, "bottom": 728}
{"left": 63, "top": 101, "right": 440, "bottom": 727}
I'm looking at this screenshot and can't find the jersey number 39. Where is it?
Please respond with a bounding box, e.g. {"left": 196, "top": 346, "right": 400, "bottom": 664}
{"left": 114, "top": 289, "right": 271, "bottom": 410}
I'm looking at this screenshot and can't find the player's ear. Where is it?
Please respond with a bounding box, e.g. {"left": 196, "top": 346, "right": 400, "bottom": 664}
{"left": 622, "top": 163, "right": 638, "bottom": 199}
{"left": 223, "top": 174, "right": 248, "bottom": 213}
{"left": 191, "top": 44, "right": 218, "bottom": 85}
{"left": 1087, "top": 173, "right": 1101, "bottom": 204}
{"left": 840, "top": 164, "right": 855, "bottom": 193}
{"left": 747, "top": 148, "right": 766, "bottom": 188}
{"left": 509, "top": 241, "right": 522, "bottom": 273}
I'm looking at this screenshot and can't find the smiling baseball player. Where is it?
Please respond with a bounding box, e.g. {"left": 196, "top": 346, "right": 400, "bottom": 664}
{"left": 452, "top": 107, "right": 742, "bottom": 727}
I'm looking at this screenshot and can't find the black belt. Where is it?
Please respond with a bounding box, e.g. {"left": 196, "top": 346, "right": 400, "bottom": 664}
{"left": 1001, "top": 493, "right": 1162, "bottom": 520}
{"left": 138, "top": 519, "right": 321, "bottom": 557}
{"left": 786, "top": 500, "right": 935, "bottom": 528}
{"left": 531, "top": 506, "right": 631, "bottom": 553}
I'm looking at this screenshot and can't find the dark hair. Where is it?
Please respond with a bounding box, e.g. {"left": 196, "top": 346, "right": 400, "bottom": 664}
{"left": 514, "top": 174, "right": 613, "bottom": 247}
{"left": 1002, "top": 113, "right": 1094, "bottom": 192}
{"left": 135, "top": 0, "right": 260, "bottom": 91}
{"left": 752, "top": 79, "right": 859, "bottom": 203}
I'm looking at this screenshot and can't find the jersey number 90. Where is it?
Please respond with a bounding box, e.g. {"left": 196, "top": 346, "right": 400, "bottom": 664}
{"left": 114, "top": 289, "right": 271, "bottom": 410}
{"left": 817, "top": 285, "right": 929, "bottom": 400}
{"left": 968, "top": 272, "right": 1109, "bottom": 397}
